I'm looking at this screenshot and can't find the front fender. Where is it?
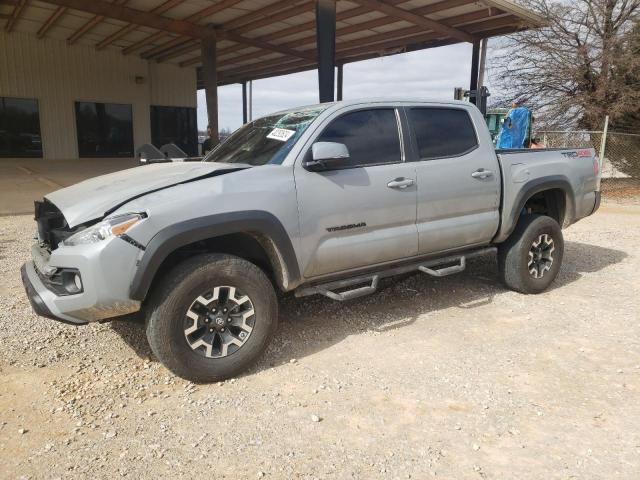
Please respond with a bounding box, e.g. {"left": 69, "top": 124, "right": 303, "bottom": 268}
{"left": 129, "top": 211, "right": 301, "bottom": 301}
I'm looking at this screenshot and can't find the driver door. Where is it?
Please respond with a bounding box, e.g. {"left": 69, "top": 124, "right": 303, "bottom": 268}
{"left": 294, "top": 107, "right": 418, "bottom": 279}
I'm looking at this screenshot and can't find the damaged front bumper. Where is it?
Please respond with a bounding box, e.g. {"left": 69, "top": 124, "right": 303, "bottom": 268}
{"left": 21, "top": 262, "right": 88, "bottom": 325}
{"left": 21, "top": 239, "right": 142, "bottom": 325}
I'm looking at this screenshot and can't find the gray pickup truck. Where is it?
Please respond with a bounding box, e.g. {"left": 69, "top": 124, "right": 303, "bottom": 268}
{"left": 22, "top": 99, "right": 601, "bottom": 382}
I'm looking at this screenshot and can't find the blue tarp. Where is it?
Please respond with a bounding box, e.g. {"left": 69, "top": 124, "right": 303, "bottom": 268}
{"left": 496, "top": 107, "right": 531, "bottom": 149}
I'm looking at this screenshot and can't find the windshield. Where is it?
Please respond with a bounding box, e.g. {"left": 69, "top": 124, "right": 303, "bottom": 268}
{"left": 203, "top": 105, "right": 328, "bottom": 165}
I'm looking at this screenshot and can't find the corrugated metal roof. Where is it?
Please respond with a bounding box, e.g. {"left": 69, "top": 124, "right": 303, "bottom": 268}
{"left": 0, "top": 0, "right": 545, "bottom": 85}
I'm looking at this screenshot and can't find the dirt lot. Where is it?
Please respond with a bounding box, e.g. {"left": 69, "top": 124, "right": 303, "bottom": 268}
{"left": 1, "top": 202, "right": 639, "bottom": 480}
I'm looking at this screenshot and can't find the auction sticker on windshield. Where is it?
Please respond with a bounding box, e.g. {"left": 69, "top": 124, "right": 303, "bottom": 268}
{"left": 267, "top": 128, "right": 296, "bottom": 142}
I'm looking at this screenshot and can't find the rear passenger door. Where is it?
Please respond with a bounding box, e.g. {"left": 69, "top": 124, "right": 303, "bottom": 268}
{"left": 408, "top": 106, "right": 500, "bottom": 255}
{"left": 294, "top": 107, "right": 418, "bottom": 278}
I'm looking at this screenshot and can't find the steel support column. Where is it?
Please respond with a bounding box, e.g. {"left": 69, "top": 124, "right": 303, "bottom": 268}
{"left": 469, "top": 39, "right": 480, "bottom": 105}
{"left": 336, "top": 64, "right": 343, "bottom": 101}
{"left": 477, "top": 38, "right": 488, "bottom": 88}
{"left": 201, "top": 32, "right": 219, "bottom": 145}
{"left": 242, "top": 81, "right": 248, "bottom": 124}
{"left": 316, "top": 0, "right": 336, "bottom": 103}
{"left": 248, "top": 80, "right": 253, "bottom": 121}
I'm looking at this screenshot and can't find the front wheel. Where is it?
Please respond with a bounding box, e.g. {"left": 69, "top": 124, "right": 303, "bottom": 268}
{"left": 145, "top": 254, "right": 278, "bottom": 382}
{"left": 498, "top": 214, "right": 564, "bottom": 294}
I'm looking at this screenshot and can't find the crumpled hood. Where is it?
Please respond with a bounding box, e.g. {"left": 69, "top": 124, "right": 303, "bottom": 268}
{"left": 46, "top": 162, "right": 246, "bottom": 228}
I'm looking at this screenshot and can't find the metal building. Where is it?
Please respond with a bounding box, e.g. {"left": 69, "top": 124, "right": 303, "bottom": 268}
{"left": 0, "top": 0, "right": 544, "bottom": 161}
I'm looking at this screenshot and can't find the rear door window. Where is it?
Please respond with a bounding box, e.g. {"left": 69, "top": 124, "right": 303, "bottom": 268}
{"left": 317, "top": 108, "right": 401, "bottom": 168}
{"left": 409, "top": 108, "right": 478, "bottom": 160}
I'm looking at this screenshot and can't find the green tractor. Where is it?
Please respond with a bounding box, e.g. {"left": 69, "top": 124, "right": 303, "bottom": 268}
{"left": 453, "top": 88, "right": 532, "bottom": 146}
{"left": 485, "top": 108, "right": 509, "bottom": 142}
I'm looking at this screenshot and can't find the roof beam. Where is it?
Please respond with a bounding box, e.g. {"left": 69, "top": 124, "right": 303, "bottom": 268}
{"left": 466, "top": 15, "right": 522, "bottom": 33}
{"left": 219, "top": 0, "right": 474, "bottom": 62}
{"left": 180, "top": 0, "right": 474, "bottom": 68}
{"left": 230, "top": 2, "right": 314, "bottom": 35}
{"left": 224, "top": 30, "right": 314, "bottom": 60}
{"left": 220, "top": 2, "right": 486, "bottom": 68}
{"left": 67, "top": 15, "right": 105, "bottom": 44}
{"left": 141, "top": 35, "right": 189, "bottom": 59}
{"left": 95, "top": 0, "right": 184, "bottom": 50}
{"left": 37, "top": 5, "right": 65, "bottom": 38}
{"left": 333, "top": 11, "right": 505, "bottom": 59}
{"left": 67, "top": 0, "right": 128, "bottom": 45}
{"left": 39, "top": 0, "right": 312, "bottom": 61}
{"left": 217, "top": 12, "right": 511, "bottom": 82}
{"left": 214, "top": 17, "right": 538, "bottom": 86}
{"left": 349, "top": 0, "right": 474, "bottom": 43}
{"left": 144, "top": 0, "right": 314, "bottom": 61}
{"left": 122, "top": 0, "right": 243, "bottom": 55}
{"left": 40, "top": 0, "right": 214, "bottom": 37}
{"left": 336, "top": 19, "right": 511, "bottom": 61}
{"left": 4, "top": 0, "right": 27, "bottom": 32}
{"left": 95, "top": 23, "right": 136, "bottom": 50}
{"left": 219, "top": 35, "right": 446, "bottom": 84}
{"left": 481, "top": 0, "right": 546, "bottom": 26}
{"left": 219, "top": 29, "right": 531, "bottom": 86}
{"left": 155, "top": 39, "right": 199, "bottom": 62}
{"left": 199, "top": 0, "right": 473, "bottom": 67}
{"left": 210, "top": 0, "right": 409, "bottom": 62}
{"left": 219, "top": 38, "right": 461, "bottom": 85}
{"left": 121, "top": 30, "right": 165, "bottom": 55}
{"left": 223, "top": 0, "right": 308, "bottom": 31}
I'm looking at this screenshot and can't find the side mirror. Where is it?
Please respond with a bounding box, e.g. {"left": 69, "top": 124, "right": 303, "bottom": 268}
{"left": 303, "top": 142, "right": 350, "bottom": 171}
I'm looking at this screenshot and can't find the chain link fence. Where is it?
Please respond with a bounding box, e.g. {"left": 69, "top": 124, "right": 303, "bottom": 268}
{"left": 537, "top": 130, "right": 640, "bottom": 202}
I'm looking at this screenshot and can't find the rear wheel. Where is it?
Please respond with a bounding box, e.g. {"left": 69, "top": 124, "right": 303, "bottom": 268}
{"left": 498, "top": 214, "right": 564, "bottom": 294}
{"left": 145, "top": 254, "right": 278, "bottom": 382}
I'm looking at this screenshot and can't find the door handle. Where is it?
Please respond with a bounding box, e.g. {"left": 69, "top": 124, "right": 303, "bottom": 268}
{"left": 471, "top": 169, "right": 493, "bottom": 179}
{"left": 387, "top": 178, "right": 415, "bottom": 189}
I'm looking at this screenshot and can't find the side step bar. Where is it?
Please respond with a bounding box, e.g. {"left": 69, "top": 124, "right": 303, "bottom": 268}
{"left": 418, "top": 256, "right": 465, "bottom": 277}
{"left": 295, "top": 247, "right": 496, "bottom": 302}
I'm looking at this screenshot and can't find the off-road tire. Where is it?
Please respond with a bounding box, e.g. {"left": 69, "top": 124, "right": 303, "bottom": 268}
{"left": 498, "top": 214, "right": 564, "bottom": 294}
{"left": 145, "top": 254, "right": 278, "bottom": 382}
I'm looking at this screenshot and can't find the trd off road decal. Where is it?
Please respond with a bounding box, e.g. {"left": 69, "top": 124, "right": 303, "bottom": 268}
{"left": 561, "top": 150, "right": 591, "bottom": 158}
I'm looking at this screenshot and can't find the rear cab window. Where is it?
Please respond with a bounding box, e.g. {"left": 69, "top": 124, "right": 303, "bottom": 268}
{"left": 409, "top": 107, "right": 478, "bottom": 160}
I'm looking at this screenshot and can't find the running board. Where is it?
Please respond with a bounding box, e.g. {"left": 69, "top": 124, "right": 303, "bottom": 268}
{"left": 295, "top": 247, "right": 496, "bottom": 301}
{"left": 314, "top": 275, "right": 380, "bottom": 301}
{"left": 418, "top": 256, "right": 465, "bottom": 277}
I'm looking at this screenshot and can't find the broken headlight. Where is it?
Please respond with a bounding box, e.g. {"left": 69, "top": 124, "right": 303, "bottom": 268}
{"left": 63, "top": 213, "right": 145, "bottom": 246}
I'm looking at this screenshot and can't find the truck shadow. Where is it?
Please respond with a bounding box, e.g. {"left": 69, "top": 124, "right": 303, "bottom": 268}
{"left": 109, "top": 240, "right": 626, "bottom": 376}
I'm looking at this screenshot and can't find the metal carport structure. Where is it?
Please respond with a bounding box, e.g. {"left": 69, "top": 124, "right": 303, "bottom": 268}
{"left": 2, "top": 0, "right": 544, "bottom": 144}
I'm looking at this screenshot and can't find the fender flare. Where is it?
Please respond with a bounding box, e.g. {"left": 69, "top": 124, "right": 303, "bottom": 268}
{"left": 129, "top": 211, "right": 301, "bottom": 301}
{"left": 498, "top": 176, "right": 576, "bottom": 242}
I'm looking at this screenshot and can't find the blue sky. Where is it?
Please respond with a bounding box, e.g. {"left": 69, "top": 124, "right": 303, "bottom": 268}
{"left": 197, "top": 41, "right": 493, "bottom": 132}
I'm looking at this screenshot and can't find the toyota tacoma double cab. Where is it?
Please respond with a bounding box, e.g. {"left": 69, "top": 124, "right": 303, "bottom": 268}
{"left": 21, "top": 99, "right": 601, "bottom": 382}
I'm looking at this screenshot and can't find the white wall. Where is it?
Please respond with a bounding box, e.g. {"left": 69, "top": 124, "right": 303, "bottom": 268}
{"left": 0, "top": 31, "right": 197, "bottom": 159}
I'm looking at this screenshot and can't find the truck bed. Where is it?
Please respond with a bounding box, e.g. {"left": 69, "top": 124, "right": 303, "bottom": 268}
{"left": 493, "top": 147, "right": 600, "bottom": 242}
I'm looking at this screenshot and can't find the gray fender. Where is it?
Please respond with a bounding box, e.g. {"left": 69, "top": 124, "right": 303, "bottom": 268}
{"left": 129, "top": 211, "right": 301, "bottom": 301}
{"left": 496, "top": 176, "right": 576, "bottom": 243}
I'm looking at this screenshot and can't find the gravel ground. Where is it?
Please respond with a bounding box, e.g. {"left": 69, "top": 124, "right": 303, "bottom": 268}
{"left": 1, "top": 202, "right": 639, "bottom": 479}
